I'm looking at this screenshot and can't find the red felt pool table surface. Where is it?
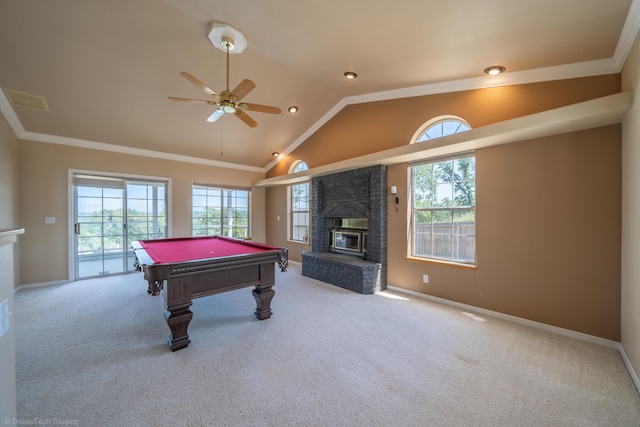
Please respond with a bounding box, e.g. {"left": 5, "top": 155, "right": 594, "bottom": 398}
{"left": 137, "top": 235, "right": 281, "bottom": 264}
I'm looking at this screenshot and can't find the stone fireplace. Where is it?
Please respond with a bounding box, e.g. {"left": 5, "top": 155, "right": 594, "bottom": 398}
{"left": 302, "top": 165, "right": 387, "bottom": 294}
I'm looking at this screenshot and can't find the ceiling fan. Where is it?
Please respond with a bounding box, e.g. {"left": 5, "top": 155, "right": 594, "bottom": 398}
{"left": 168, "top": 36, "right": 281, "bottom": 128}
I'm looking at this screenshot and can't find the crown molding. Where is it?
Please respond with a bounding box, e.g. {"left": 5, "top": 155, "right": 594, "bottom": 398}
{"left": 0, "top": 90, "right": 263, "bottom": 173}
{"left": 265, "top": 57, "right": 621, "bottom": 172}
{"left": 345, "top": 59, "right": 620, "bottom": 106}
{"left": 0, "top": 88, "right": 25, "bottom": 136}
{"left": 22, "top": 129, "right": 265, "bottom": 172}
{"left": 263, "top": 99, "right": 348, "bottom": 171}
{"left": 614, "top": 0, "right": 640, "bottom": 69}
{"left": 255, "top": 92, "right": 632, "bottom": 187}
{"left": 0, "top": 56, "right": 627, "bottom": 176}
{"left": 267, "top": 0, "right": 640, "bottom": 172}
{"left": 3, "top": 0, "right": 639, "bottom": 176}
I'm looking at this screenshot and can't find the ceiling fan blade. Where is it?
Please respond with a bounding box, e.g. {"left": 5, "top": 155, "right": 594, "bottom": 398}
{"left": 231, "top": 79, "right": 256, "bottom": 101}
{"left": 235, "top": 110, "right": 257, "bottom": 127}
{"left": 180, "top": 72, "right": 219, "bottom": 98}
{"left": 239, "top": 103, "right": 281, "bottom": 114}
{"left": 168, "top": 96, "right": 216, "bottom": 105}
{"left": 206, "top": 109, "right": 225, "bottom": 123}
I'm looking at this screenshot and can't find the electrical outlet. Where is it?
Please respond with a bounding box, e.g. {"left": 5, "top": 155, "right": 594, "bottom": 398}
{"left": 423, "top": 274, "right": 429, "bottom": 284}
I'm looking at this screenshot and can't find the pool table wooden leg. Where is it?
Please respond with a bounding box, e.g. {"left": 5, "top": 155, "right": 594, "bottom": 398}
{"left": 147, "top": 280, "right": 163, "bottom": 296}
{"left": 278, "top": 257, "right": 288, "bottom": 272}
{"left": 164, "top": 308, "right": 192, "bottom": 351}
{"left": 142, "top": 264, "right": 172, "bottom": 296}
{"left": 252, "top": 285, "right": 275, "bottom": 320}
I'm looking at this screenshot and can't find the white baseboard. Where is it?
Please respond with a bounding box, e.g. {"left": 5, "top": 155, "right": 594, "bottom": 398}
{"left": 12, "top": 275, "right": 639, "bottom": 394}
{"left": 387, "top": 285, "right": 640, "bottom": 394}
{"left": 618, "top": 344, "right": 640, "bottom": 394}
{"left": 287, "top": 260, "right": 302, "bottom": 269}
{"left": 14, "top": 280, "right": 69, "bottom": 295}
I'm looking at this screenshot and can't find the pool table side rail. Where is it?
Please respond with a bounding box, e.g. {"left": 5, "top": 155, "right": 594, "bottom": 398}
{"left": 131, "top": 241, "right": 288, "bottom": 295}
{"left": 131, "top": 239, "right": 287, "bottom": 268}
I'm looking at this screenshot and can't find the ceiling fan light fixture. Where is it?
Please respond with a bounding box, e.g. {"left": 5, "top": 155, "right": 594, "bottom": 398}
{"left": 343, "top": 71, "right": 358, "bottom": 79}
{"left": 288, "top": 106, "right": 299, "bottom": 113}
{"left": 484, "top": 65, "right": 506, "bottom": 76}
{"left": 219, "top": 99, "right": 236, "bottom": 113}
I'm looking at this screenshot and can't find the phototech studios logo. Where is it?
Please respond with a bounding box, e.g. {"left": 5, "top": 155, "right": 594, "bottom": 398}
{"left": 4, "top": 419, "right": 78, "bottom": 426}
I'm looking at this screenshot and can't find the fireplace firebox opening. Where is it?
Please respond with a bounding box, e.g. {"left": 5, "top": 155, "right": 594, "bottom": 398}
{"left": 328, "top": 217, "right": 368, "bottom": 258}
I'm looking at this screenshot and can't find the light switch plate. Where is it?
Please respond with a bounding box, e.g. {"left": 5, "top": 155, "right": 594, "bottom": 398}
{"left": 45, "top": 216, "right": 56, "bottom": 224}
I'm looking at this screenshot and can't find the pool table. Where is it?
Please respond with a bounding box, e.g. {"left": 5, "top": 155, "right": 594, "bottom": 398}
{"left": 131, "top": 236, "right": 288, "bottom": 351}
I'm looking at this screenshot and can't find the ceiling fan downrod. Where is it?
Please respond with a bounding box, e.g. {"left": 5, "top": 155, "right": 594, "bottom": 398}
{"left": 222, "top": 36, "right": 234, "bottom": 92}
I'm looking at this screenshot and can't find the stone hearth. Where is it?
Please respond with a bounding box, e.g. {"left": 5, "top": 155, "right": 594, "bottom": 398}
{"left": 302, "top": 165, "right": 387, "bottom": 294}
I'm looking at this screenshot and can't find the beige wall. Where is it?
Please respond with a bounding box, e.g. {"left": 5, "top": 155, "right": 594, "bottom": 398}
{"left": 266, "top": 75, "right": 623, "bottom": 341}
{"left": 266, "top": 185, "right": 312, "bottom": 262}
{"left": 389, "top": 126, "right": 621, "bottom": 339}
{"left": 621, "top": 30, "right": 640, "bottom": 385}
{"left": 18, "top": 140, "right": 266, "bottom": 285}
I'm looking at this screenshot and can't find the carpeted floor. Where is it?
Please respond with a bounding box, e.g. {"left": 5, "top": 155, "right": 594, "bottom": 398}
{"left": 14, "top": 264, "right": 640, "bottom": 426}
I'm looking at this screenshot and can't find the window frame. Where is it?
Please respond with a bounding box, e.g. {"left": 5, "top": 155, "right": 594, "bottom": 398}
{"left": 410, "top": 116, "right": 471, "bottom": 145}
{"left": 409, "top": 117, "right": 476, "bottom": 266}
{"left": 191, "top": 184, "right": 251, "bottom": 238}
{"left": 68, "top": 169, "right": 171, "bottom": 281}
{"left": 288, "top": 161, "right": 310, "bottom": 244}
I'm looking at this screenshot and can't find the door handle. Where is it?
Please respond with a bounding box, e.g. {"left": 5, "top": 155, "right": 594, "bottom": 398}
{"left": 74, "top": 223, "right": 80, "bottom": 235}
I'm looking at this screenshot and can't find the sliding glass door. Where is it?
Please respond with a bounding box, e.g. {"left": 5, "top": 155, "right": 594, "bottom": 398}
{"left": 124, "top": 180, "right": 167, "bottom": 271}
{"left": 73, "top": 174, "right": 168, "bottom": 279}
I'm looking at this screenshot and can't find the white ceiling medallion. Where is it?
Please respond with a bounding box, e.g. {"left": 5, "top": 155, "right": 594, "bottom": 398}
{"left": 208, "top": 23, "right": 247, "bottom": 54}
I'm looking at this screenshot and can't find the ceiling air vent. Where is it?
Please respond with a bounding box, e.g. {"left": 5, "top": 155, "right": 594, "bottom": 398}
{"left": 3, "top": 88, "right": 49, "bottom": 112}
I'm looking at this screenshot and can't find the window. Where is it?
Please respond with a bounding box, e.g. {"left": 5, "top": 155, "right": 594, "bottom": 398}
{"left": 192, "top": 185, "right": 250, "bottom": 238}
{"left": 126, "top": 180, "right": 168, "bottom": 244}
{"left": 415, "top": 118, "right": 470, "bottom": 142}
{"left": 289, "top": 161, "right": 309, "bottom": 243}
{"left": 411, "top": 118, "right": 475, "bottom": 264}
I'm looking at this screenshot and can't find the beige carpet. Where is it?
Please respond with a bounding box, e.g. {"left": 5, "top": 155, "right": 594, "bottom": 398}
{"left": 14, "top": 264, "right": 640, "bottom": 426}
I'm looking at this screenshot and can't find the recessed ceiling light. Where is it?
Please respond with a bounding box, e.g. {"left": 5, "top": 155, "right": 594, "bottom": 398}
{"left": 343, "top": 71, "right": 358, "bottom": 79}
{"left": 288, "top": 106, "right": 299, "bottom": 113}
{"left": 484, "top": 65, "right": 506, "bottom": 76}
{"left": 272, "top": 152, "right": 280, "bottom": 157}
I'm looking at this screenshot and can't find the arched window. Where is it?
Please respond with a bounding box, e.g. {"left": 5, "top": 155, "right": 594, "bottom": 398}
{"left": 289, "top": 161, "right": 310, "bottom": 243}
{"left": 410, "top": 117, "right": 475, "bottom": 264}
{"left": 412, "top": 116, "right": 471, "bottom": 143}
{"left": 291, "top": 161, "right": 308, "bottom": 174}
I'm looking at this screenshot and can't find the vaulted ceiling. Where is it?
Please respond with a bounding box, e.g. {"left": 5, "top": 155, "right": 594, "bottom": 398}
{"left": 0, "top": 0, "right": 635, "bottom": 172}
